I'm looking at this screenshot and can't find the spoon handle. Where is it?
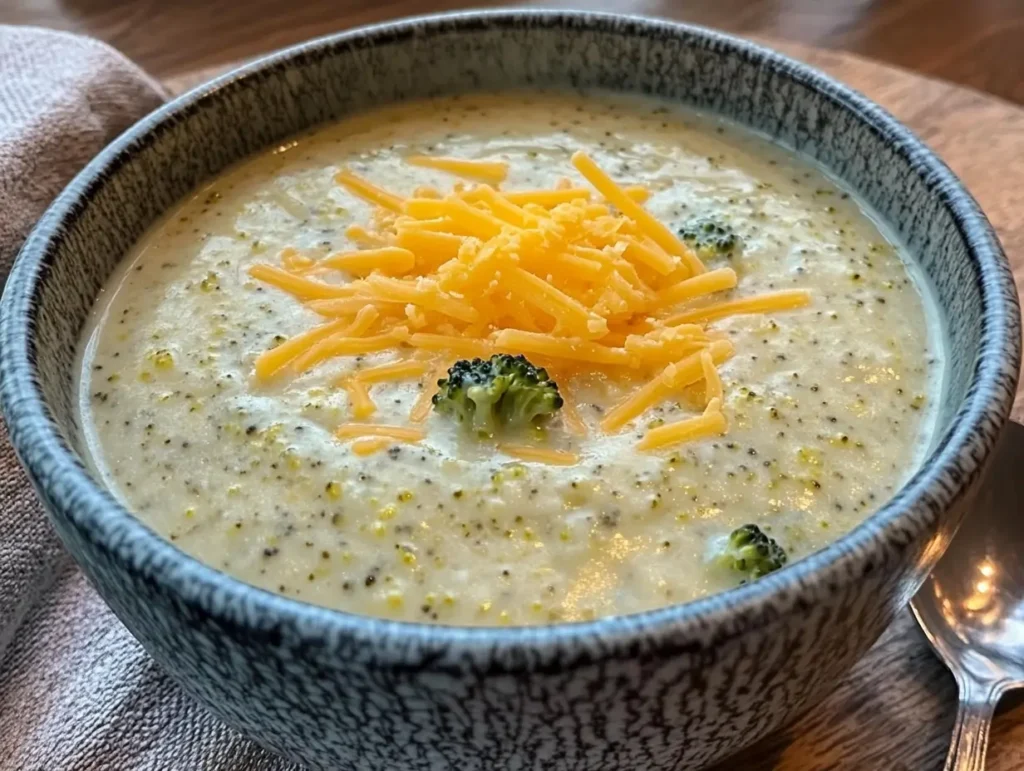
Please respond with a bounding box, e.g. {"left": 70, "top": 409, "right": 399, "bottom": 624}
{"left": 944, "top": 678, "right": 1002, "bottom": 771}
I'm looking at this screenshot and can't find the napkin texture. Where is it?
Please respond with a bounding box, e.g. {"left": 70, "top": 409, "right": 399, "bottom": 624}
{"left": 0, "top": 26, "right": 294, "bottom": 771}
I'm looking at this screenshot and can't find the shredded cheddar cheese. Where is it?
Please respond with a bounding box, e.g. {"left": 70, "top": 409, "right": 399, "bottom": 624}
{"left": 335, "top": 424, "right": 426, "bottom": 442}
{"left": 499, "top": 444, "right": 580, "bottom": 466}
{"left": 335, "top": 359, "right": 432, "bottom": 419}
{"left": 701, "top": 349, "right": 723, "bottom": 404}
{"left": 495, "top": 330, "right": 631, "bottom": 366}
{"left": 248, "top": 265, "right": 355, "bottom": 300}
{"left": 621, "top": 236, "right": 677, "bottom": 276}
{"left": 406, "top": 155, "right": 509, "bottom": 183}
{"left": 352, "top": 360, "right": 430, "bottom": 384}
{"left": 280, "top": 247, "right": 315, "bottom": 273}
{"left": 346, "top": 224, "right": 386, "bottom": 248}
{"left": 253, "top": 317, "right": 350, "bottom": 380}
{"left": 638, "top": 398, "right": 727, "bottom": 451}
{"left": 350, "top": 437, "right": 393, "bottom": 456}
{"left": 323, "top": 247, "right": 416, "bottom": 276}
{"left": 334, "top": 169, "right": 404, "bottom": 212}
{"left": 652, "top": 268, "right": 738, "bottom": 309}
{"left": 306, "top": 297, "right": 393, "bottom": 317}
{"left": 341, "top": 377, "right": 376, "bottom": 419}
{"left": 409, "top": 333, "right": 493, "bottom": 358}
{"left": 250, "top": 153, "right": 812, "bottom": 452}
{"left": 409, "top": 360, "right": 450, "bottom": 423}
{"left": 600, "top": 340, "right": 734, "bottom": 433}
{"left": 293, "top": 329, "right": 407, "bottom": 374}
{"left": 503, "top": 266, "right": 607, "bottom": 338}
{"left": 661, "top": 289, "right": 812, "bottom": 325}
{"left": 394, "top": 229, "right": 463, "bottom": 266}
{"left": 571, "top": 151, "right": 705, "bottom": 276}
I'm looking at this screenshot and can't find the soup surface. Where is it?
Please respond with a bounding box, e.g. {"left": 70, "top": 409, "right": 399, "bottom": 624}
{"left": 78, "top": 93, "right": 941, "bottom": 625}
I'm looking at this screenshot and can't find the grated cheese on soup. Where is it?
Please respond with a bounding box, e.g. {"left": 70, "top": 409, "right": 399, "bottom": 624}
{"left": 76, "top": 92, "right": 942, "bottom": 625}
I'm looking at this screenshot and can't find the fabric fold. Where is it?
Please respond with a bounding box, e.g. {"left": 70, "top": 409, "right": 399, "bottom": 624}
{"left": 0, "top": 24, "right": 291, "bottom": 770}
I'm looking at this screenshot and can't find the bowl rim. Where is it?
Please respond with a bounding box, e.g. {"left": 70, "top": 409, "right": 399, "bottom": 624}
{"left": 1, "top": 9, "right": 1019, "bottom": 663}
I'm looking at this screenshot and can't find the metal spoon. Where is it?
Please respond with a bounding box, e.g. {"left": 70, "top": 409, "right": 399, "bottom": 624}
{"left": 911, "top": 421, "right": 1024, "bottom": 771}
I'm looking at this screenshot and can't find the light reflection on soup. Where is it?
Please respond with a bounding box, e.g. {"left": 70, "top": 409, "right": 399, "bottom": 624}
{"left": 77, "top": 92, "right": 942, "bottom": 625}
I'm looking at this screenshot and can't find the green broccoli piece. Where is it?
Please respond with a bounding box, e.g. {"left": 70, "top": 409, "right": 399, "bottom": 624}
{"left": 713, "top": 524, "right": 788, "bottom": 581}
{"left": 678, "top": 215, "right": 740, "bottom": 258}
{"left": 431, "top": 354, "right": 563, "bottom": 437}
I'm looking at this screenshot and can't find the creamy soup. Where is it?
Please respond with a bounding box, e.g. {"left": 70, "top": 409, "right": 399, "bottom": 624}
{"left": 77, "top": 93, "right": 941, "bottom": 625}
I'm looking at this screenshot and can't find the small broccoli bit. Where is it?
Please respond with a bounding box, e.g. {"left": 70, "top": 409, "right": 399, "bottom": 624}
{"left": 432, "top": 354, "right": 563, "bottom": 437}
{"left": 678, "top": 215, "right": 740, "bottom": 258}
{"left": 712, "top": 524, "right": 787, "bottom": 581}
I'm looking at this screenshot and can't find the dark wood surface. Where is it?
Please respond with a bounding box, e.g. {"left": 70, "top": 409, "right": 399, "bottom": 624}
{"left": 165, "top": 44, "right": 1024, "bottom": 771}
{"left": 6, "top": 0, "right": 1024, "bottom": 107}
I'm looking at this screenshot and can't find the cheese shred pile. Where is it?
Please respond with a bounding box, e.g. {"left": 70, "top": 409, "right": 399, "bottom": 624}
{"left": 249, "top": 151, "right": 811, "bottom": 460}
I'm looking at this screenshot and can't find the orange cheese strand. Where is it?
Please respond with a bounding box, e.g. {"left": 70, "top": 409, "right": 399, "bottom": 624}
{"left": 550, "top": 253, "right": 605, "bottom": 281}
{"left": 623, "top": 185, "right": 650, "bottom": 204}
{"left": 404, "top": 197, "right": 506, "bottom": 240}
{"left": 306, "top": 297, "right": 392, "bottom": 317}
{"left": 662, "top": 289, "right": 812, "bottom": 325}
{"left": 571, "top": 151, "right": 705, "bottom": 276}
{"left": 621, "top": 236, "right": 676, "bottom": 276}
{"left": 466, "top": 186, "right": 534, "bottom": 228}
{"left": 408, "top": 333, "right": 493, "bottom": 358}
{"left": 350, "top": 437, "right": 393, "bottom": 456}
{"left": 293, "top": 328, "right": 407, "bottom": 374}
{"left": 248, "top": 264, "right": 355, "bottom": 301}
{"left": 253, "top": 317, "right": 350, "bottom": 380}
{"left": 638, "top": 398, "right": 727, "bottom": 451}
{"left": 290, "top": 306, "right": 383, "bottom": 371}
{"left": 503, "top": 266, "right": 607, "bottom": 338}
{"left": 494, "top": 330, "right": 631, "bottom": 366}
{"left": 352, "top": 359, "right": 430, "bottom": 384}
{"left": 341, "top": 377, "right": 376, "bottom": 419}
{"left": 395, "top": 229, "right": 464, "bottom": 267}
{"left": 406, "top": 155, "right": 509, "bottom": 183}
{"left": 322, "top": 247, "right": 416, "bottom": 276}
{"left": 280, "top": 247, "right": 315, "bottom": 273}
{"left": 701, "top": 349, "right": 723, "bottom": 403}
{"left": 400, "top": 216, "right": 481, "bottom": 238}
{"left": 335, "top": 169, "right": 404, "bottom": 212}
{"left": 499, "top": 444, "right": 580, "bottom": 466}
{"left": 335, "top": 423, "right": 426, "bottom": 442}
{"left": 409, "top": 360, "right": 449, "bottom": 423}
{"left": 600, "top": 339, "right": 734, "bottom": 432}
{"left": 624, "top": 337, "right": 707, "bottom": 368}
{"left": 345, "top": 224, "right": 387, "bottom": 248}
{"left": 365, "top": 275, "right": 479, "bottom": 324}
{"left": 653, "top": 268, "right": 738, "bottom": 309}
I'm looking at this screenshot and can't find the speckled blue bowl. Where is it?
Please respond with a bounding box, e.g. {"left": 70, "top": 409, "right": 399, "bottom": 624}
{"left": 1, "top": 10, "right": 1019, "bottom": 770}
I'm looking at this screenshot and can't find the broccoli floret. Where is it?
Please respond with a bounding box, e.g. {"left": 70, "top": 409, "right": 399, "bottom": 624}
{"left": 713, "top": 524, "right": 788, "bottom": 581}
{"left": 431, "top": 354, "right": 563, "bottom": 437}
{"left": 678, "top": 215, "right": 740, "bottom": 257}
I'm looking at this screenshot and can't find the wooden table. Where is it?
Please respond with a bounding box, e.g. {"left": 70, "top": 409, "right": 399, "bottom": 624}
{"left": 8, "top": 0, "right": 1024, "bottom": 107}
{"left": 165, "top": 38, "right": 1024, "bottom": 770}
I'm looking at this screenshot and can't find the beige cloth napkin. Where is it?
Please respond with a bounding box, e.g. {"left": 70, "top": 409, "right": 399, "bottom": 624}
{"left": 0, "top": 26, "right": 295, "bottom": 771}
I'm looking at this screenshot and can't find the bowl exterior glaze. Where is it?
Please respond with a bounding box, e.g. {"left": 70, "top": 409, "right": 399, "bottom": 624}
{"left": 1, "top": 12, "right": 1019, "bottom": 771}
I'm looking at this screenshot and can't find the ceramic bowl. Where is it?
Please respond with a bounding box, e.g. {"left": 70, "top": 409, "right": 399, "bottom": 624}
{"left": 1, "top": 11, "right": 1019, "bottom": 770}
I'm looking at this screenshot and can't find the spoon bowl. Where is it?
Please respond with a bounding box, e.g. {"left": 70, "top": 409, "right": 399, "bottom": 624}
{"left": 912, "top": 421, "right": 1024, "bottom": 770}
